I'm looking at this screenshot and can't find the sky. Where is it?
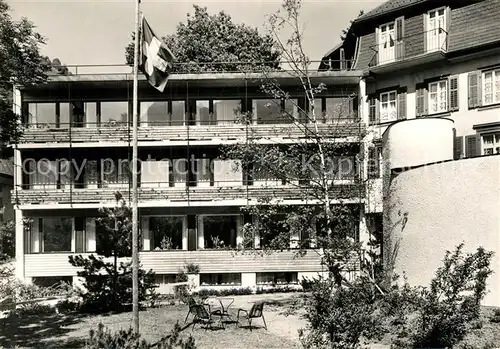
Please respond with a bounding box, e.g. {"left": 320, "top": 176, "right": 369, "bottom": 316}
{"left": 6, "top": 0, "right": 385, "bottom": 69}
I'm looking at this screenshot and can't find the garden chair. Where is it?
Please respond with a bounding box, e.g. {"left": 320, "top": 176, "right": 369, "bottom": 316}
{"left": 183, "top": 295, "right": 198, "bottom": 324}
{"left": 191, "top": 303, "right": 223, "bottom": 331}
{"left": 236, "top": 301, "right": 267, "bottom": 331}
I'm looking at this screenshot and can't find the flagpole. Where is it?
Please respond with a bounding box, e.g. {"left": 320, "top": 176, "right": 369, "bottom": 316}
{"left": 132, "top": 0, "right": 141, "bottom": 334}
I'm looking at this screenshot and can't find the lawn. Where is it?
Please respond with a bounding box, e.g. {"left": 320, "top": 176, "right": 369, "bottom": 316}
{"left": 0, "top": 293, "right": 304, "bottom": 349}
{"left": 1, "top": 293, "right": 499, "bottom": 349}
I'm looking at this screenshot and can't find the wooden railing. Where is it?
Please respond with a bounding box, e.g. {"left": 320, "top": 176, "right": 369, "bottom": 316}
{"left": 13, "top": 183, "right": 365, "bottom": 205}
{"left": 19, "top": 122, "right": 365, "bottom": 144}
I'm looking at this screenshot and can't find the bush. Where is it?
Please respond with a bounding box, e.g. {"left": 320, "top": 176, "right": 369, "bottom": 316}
{"left": 185, "top": 263, "right": 200, "bottom": 274}
{"left": 489, "top": 308, "right": 500, "bottom": 323}
{"left": 300, "top": 277, "right": 316, "bottom": 292}
{"left": 390, "top": 244, "right": 494, "bottom": 348}
{"left": 85, "top": 322, "right": 196, "bottom": 349}
{"left": 56, "top": 299, "right": 81, "bottom": 313}
{"left": 255, "top": 285, "right": 301, "bottom": 294}
{"left": 194, "top": 287, "right": 253, "bottom": 298}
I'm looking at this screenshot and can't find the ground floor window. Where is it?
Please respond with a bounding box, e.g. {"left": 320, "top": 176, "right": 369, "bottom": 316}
{"left": 256, "top": 272, "right": 298, "bottom": 285}
{"left": 154, "top": 274, "right": 177, "bottom": 285}
{"left": 32, "top": 276, "right": 73, "bottom": 288}
{"left": 482, "top": 132, "right": 500, "bottom": 155}
{"left": 200, "top": 273, "right": 242, "bottom": 286}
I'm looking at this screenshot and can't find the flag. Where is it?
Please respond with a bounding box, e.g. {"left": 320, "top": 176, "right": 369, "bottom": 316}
{"left": 140, "top": 17, "right": 175, "bottom": 92}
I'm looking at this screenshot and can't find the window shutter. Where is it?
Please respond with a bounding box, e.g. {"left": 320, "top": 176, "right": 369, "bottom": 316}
{"left": 395, "top": 17, "right": 405, "bottom": 60}
{"left": 368, "top": 96, "right": 378, "bottom": 125}
{"left": 465, "top": 134, "right": 478, "bottom": 158}
{"left": 415, "top": 84, "right": 427, "bottom": 117}
{"left": 374, "top": 28, "right": 380, "bottom": 66}
{"left": 454, "top": 135, "right": 463, "bottom": 160}
{"left": 423, "top": 14, "right": 428, "bottom": 53}
{"left": 397, "top": 87, "right": 407, "bottom": 120}
{"left": 448, "top": 75, "right": 459, "bottom": 111}
{"left": 468, "top": 71, "right": 482, "bottom": 109}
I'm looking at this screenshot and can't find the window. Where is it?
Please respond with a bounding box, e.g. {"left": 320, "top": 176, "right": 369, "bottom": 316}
{"left": 200, "top": 273, "right": 241, "bottom": 286}
{"left": 379, "top": 91, "right": 397, "bottom": 123}
{"left": 252, "top": 99, "right": 283, "bottom": 124}
{"left": 41, "top": 217, "right": 72, "bottom": 253}
{"left": 324, "top": 97, "right": 354, "bottom": 122}
{"left": 33, "top": 276, "right": 72, "bottom": 287}
{"left": 141, "top": 160, "right": 169, "bottom": 187}
{"left": 203, "top": 215, "right": 238, "bottom": 249}
{"left": 196, "top": 100, "right": 212, "bottom": 125}
{"left": 102, "top": 159, "right": 130, "bottom": 187}
{"left": 482, "top": 133, "right": 500, "bottom": 155}
{"left": 28, "top": 103, "right": 57, "bottom": 128}
{"left": 427, "top": 8, "right": 447, "bottom": 52}
{"left": 150, "top": 216, "right": 183, "bottom": 250}
{"left": 256, "top": 272, "right": 298, "bottom": 285}
{"left": 171, "top": 101, "right": 185, "bottom": 126}
{"left": 483, "top": 69, "right": 500, "bottom": 106}
{"left": 171, "top": 159, "right": 187, "bottom": 186}
{"left": 428, "top": 80, "right": 448, "bottom": 114}
{"left": 140, "top": 101, "right": 168, "bottom": 126}
{"left": 213, "top": 100, "right": 241, "bottom": 124}
{"left": 100, "top": 101, "right": 128, "bottom": 126}
{"left": 378, "top": 22, "right": 396, "bottom": 64}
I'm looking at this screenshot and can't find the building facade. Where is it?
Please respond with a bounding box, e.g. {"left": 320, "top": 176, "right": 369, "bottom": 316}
{"left": 12, "top": 69, "right": 368, "bottom": 291}
{"left": 321, "top": 0, "right": 500, "bottom": 305}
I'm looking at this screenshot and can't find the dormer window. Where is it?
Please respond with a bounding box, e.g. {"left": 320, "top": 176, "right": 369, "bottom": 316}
{"left": 426, "top": 7, "right": 448, "bottom": 52}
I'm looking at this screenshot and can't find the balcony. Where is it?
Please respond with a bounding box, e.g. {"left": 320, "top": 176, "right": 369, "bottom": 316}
{"left": 18, "top": 119, "right": 364, "bottom": 146}
{"left": 12, "top": 181, "right": 365, "bottom": 206}
{"left": 368, "top": 28, "right": 448, "bottom": 74}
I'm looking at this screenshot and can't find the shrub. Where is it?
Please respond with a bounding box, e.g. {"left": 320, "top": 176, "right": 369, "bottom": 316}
{"left": 489, "top": 308, "right": 500, "bottom": 323}
{"left": 391, "top": 244, "right": 494, "bottom": 348}
{"left": 14, "top": 303, "right": 57, "bottom": 317}
{"left": 299, "top": 277, "right": 316, "bottom": 292}
{"left": 56, "top": 299, "right": 81, "bottom": 313}
{"left": 194, "top": 287, "right": 253, "bottom": 299}
{"left": 299, "top": 276, "right": 383, "bottom": 349}
{"left": 185, "top": 263, "right": 200, "bottom": 274}
{"left": 85, "top": 322, "right": 196, "bottom": 349}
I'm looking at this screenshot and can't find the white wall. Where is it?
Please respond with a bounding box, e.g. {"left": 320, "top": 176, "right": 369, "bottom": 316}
{"left": 385, "top": 155, "right": 500, "bottom": 306}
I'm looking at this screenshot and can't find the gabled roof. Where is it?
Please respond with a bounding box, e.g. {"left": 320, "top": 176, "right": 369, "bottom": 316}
{"left": 356, "top": 0, "right": 428, "bottom": 22}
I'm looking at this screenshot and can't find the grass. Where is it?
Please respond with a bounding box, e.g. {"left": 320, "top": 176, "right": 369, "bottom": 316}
{"left": 0, "top": 294, "right": 303, "bottom": 349}
{"left": 1, "top": 293, "right": 499, "bottom": 349}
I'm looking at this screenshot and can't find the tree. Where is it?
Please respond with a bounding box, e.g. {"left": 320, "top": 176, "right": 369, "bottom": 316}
{"left": 0, "top": 220, "right": 15, "bottom": 263}
{"left": 0, "top": 0, "right": 50, "bottom": 157}
{"left": 68, "top": 192, "right": 156, "bottom": 313}
{"left": 223, "top": 0, "right": 371, "bottom": 284}
{"left": 125, "top": 5, "right": 281, "bottom": 73}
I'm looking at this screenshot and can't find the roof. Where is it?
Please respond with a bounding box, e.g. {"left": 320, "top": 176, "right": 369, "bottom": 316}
{"left": 356, "top": 0, "right": 428, "bottom": 22}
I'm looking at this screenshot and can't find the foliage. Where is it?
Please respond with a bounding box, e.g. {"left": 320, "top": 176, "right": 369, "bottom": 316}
{"left": 125, "top": 5, "right": 280, "bottom": 72}
{"left": 0, "top": 0, "right": 51, "bottom": 156}
{"left": 194, "top": 287, "right": 254, "bottom": 298}
{"left": 55, "top": 299, "right": 81, "bottom": 313}
{"left": 68, "top": 192, "right": 156, "bottom": 313}
{"left": 391, "top": 244, "right": 494, "bottom": 348}
{"left": 160, "top": 236, "right": 174, "bottom": 250}
{"left": 184, "top": 263, "right": 200, "bottom": 274}
{"left": 12, "top": 303, "right": 56, "bottom": 317}
{"left": 85, "top": 322, "right": 196, "bottom": 349}
{"left": 490, "top": 308, "right": 500, "bottom": 323}
{"left": 299, "top": 276, "right": 383, "bottom": 349}
{"left": 0, "top": 219, "right": 14, "bottom": 262}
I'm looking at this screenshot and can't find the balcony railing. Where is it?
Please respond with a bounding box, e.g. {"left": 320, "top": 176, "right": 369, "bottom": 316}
{"left": 18, "top": 118, "right": 364, "bottom": 144}
{"left": 369, "top": 28, "right": 448, "bottom": 67}
{"left": 13, "top": 180, "right": 365, "bottom": 206}
{"left": 48, "top": 59, "right": 354, "bottom": 76}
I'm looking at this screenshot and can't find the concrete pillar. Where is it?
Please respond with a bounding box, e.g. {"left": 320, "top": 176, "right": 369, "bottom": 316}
{"left": 86, "top": 218, "right": 96, "bottom": 252}
{"left": 253, "top": 216, "right": 260, "bottom": 248}
{"left": 197, "top": 216, "right": 204, "bottom": 249}
{"left": 182, "top": 216, "right": 188, "bottom": 250}
{"left": 141, "top": 216, "right": 150, "bottom": 251}
{"left": 236, "top": 215, "right": 244, "bottom": 247}
{"left": 241, "top": 272, "right": 256, "bottom": 288}
{"left": 14, "top": 149, "right": 22, "bottom": 190}
{"left": 359, "top": 78, "right": 368, "bottom": 125}
{"left": 15, "top": 209, "right": 25, "bottom": 280}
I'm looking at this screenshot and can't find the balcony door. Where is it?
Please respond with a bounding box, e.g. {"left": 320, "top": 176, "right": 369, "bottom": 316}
{"left": 378, "top": 23, "right": 395, "bottom": 64}
{"left": 427, "top": 8, "right": 447, "bottom": 52}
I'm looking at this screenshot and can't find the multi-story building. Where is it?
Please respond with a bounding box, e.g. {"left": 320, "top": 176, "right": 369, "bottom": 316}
{"left": 322, "top": 0, "right": 500, "bottom": 305}
{"left": 11, "top": 67, "right": 368, "bottom": 291}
